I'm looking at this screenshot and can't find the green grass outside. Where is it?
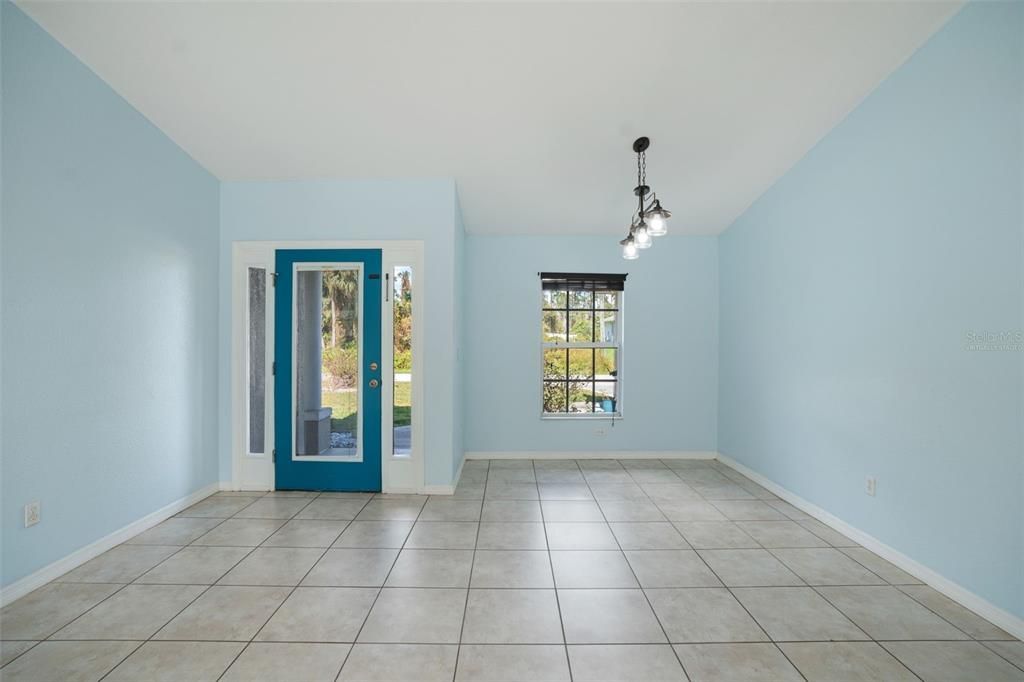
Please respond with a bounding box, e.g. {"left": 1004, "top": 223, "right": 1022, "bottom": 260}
{"left": 322, "top": 381, "right": 412, "bottom": 435}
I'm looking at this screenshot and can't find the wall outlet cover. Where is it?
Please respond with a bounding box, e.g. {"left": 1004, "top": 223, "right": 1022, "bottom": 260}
{"left": 865, "top": 477, "right": 877, "bottom": 497}
{"left": 25, "top": 501, "right": 41, "bottom": 527}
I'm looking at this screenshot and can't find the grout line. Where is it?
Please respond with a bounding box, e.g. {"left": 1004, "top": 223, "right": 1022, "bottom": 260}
{"left": 90, "top": 493, "right": 295, "bottom": 681}
{"left": 979, "top": 641, "right": 1024, "bottom": 674}
{"left": 451, "top": 459, "right": 488, "bottom": 682}
{"left": 658, "top": 507, "right": 810, "bottom": 681}
{"left": 331, "top": 493, "right": 430, "bottom": 682}
{"left": 31, "top": 491, "right": 279, "bottom": 655}
{"left": 891, "top": 583, "right": 1012, "bottom": 643}
{"left": 92, "top": 640, "right": 148, "bottom": 681}
{"left": 46, "top": 583, "right": 977, "bottom": 592}
{"left": 761, "top": 546, "right": 888, "bottom": 586}
{"left": 0, "top": 641, "right": 44, "bottom": 670}
{"left": 635, "top": 464, "right": 816, "bottom": 681}
{"left": 535, "top": 458, "right": 574, "bottom": 682}
{"left": 9, "top": 637, "right": 1005, "bottom": 645}
{"left": 805, "top": 584, "right": 924, "bottom": 680}
{"left": 576, "top": 460, "right": 692, "bottom": 682}
{"left": 5, "top": 465, "right": 1020, "bottom": 681}
{"left": 212, "top": 494, "right": 372, "bottom": 682}
{"left": 681, "top": 468, "right": 918, "bottom": 680}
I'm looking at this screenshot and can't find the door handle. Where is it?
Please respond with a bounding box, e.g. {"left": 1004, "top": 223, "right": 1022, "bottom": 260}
{"left": 369, "top": 379, "right": 380, "bottom": 389}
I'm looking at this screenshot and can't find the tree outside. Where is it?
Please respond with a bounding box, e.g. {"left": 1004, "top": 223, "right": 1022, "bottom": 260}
{"left": 320, "top": 267, "right": 413, "bottom": 435}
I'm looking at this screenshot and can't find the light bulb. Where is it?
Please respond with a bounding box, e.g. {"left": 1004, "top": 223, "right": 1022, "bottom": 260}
{"left": 647, "top": 213, "right": 667, "bottom": 236}
{"left": 622, "top": 240, "right": 639, "bottom": 260}
{"left": 635, "top": 224, "right": 652, "bottom": 249}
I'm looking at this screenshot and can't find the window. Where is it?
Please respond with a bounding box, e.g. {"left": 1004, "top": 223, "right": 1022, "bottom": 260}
{"left": 541, "top": 272, "right": 625, "bottom": 417}
{"left": 392, "top": 265, "right": 413, "bottom": 456}
{"left": 247, "top": 266, "right": 267, "bottom": 454}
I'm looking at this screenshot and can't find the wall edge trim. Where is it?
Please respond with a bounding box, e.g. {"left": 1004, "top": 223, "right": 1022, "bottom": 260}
{"left": 465, "top": 450, "right": 717, "bottom": 460}
{"left": 716, "top": 453, "right": 1024, "bottom": 640}
{"left": 419, "top": 454, "right": 465, "bottom": 496}
{"left": 1, "top": 482, "right": 221, "bottom": 607}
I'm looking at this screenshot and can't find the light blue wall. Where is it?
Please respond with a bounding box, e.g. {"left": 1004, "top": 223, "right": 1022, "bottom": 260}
{"left": 465, "top": 235, "right": 718, "bottom": 453}
{"left": 719, "top": 2, "right": 1023, "bottom": 619}
{"left": 218, "top": 179, "right": 462, "bottom": 486}
{"left": 1, "top": 3, "right": 221, "bottom": 587}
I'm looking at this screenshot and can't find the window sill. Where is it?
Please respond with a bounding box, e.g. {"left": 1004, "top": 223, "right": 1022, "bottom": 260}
{"left": 541, "top": 413, "right": 623, "bottom": 421}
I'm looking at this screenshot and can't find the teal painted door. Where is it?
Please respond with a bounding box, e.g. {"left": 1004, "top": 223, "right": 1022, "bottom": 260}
{"left": 274, "top": 249, "right": 383, "bottom": 491}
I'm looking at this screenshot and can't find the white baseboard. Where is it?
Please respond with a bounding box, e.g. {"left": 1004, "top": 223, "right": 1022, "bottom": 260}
{"left": 465, "top": 450, "right": 717, "bottom": 461}
{"left": 0, "top": 482, "right": 220, "bottom": 607}
{"left": 716, "top": 453, "right": 1024, "bottom": 641}
{"left": 221, "top": 482, "right": 271, "bottom": 492}
{"left": 421, "top": 484, "right": 455, "bottom": 494}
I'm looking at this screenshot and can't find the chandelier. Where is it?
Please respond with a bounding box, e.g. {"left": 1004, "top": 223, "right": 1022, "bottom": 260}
{"left": 619, "top": 137, "right": 671, "bottom": 259}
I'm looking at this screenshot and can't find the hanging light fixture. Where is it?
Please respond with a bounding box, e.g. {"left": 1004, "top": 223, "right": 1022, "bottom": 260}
{"left": 622, "top": 234, "right": 639, "bottom": 260}
{"left": 635, "top": 220, "right": 652, "bottom": 249}
{"left": 619, "top": 137, "right": 672, "bottom": 259}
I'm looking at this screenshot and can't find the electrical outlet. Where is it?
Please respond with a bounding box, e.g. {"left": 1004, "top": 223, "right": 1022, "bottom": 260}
{"left": 594, "top": 428, "right": 606, "bottom": 437}
{"left": 24, "top": 501, "right": 40, "bottom": 527}
{"left": 865, "top": 477, "right": 877, "bottom": 497}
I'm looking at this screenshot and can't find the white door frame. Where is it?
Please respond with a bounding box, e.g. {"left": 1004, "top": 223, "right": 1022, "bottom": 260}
{"left": 230, "top": 239, "right": 426, "bottom": 493}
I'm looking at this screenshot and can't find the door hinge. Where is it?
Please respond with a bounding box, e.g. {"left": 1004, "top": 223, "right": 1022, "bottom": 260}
{"left": 271, "top": 272, "right": 278, "bottom": 287}
{"left": 272, "top": 361, "right": 276, "bottom": 376}
{"left": 272, "top": 448, "right": 276, "bottom": 463}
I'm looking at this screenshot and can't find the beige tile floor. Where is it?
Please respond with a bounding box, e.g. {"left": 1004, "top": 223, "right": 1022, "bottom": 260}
{"left": 2, "top": 458, "right": 1022, "bottom": 681}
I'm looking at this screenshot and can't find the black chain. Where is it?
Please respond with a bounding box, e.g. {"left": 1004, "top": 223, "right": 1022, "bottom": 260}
{"left": 636, "top": 150, "right": 647, "bottom": 187}
{"left": 636, "top": 150, "right": 648, "bottom": 219}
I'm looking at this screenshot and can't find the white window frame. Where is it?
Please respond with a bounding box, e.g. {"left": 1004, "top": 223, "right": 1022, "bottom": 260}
{"left": 540, "top": 287, "right": 625, "bottom": 420}
{"left": 233, "top": 254, "right": 274, "bottom": 491}
{"left": 230, "top": 240, "right": 425, "bottom": 493}
{"left": 381, "top": 246, "right": 425, "bottom": 493}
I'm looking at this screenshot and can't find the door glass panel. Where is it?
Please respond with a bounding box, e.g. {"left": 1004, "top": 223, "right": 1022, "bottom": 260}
{"left": 247, "top": 267, "right": 266, "bottom": 455}
{"left": 393, "top": 266, "right": 413, "bottom": 456}
{"left": 294, "top": 265, "right": 361, "bottom": 458}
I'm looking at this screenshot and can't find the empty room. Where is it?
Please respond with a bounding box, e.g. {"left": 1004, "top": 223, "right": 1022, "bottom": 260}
{"left": 1, "top": 1, "right": 1022, "bottom": 680}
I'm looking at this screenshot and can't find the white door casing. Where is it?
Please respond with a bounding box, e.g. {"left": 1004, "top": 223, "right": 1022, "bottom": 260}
{"left": 230, "top": 240, "right": 425, "bottom": 493}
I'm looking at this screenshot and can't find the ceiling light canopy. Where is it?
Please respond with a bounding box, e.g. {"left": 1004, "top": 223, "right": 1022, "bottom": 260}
{"left": 619, "top": 137, "right": 672, "bottom": 259}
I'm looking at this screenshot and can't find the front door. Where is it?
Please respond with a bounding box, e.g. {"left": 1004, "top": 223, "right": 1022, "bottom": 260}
{"left": 274, "top": 249, "right": 382, "bottom": 491}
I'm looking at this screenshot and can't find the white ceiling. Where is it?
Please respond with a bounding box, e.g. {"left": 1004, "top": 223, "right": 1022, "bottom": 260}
{"left": 19, "top": 1, "right": 961, "bottom": 235}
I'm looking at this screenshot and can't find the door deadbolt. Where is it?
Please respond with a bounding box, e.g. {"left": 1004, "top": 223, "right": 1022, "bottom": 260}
{"left": 369, "top": 362, "right": 379, "bottom": 371}
{"left": 369, "top": 379, "right": 380, "bottom": 388}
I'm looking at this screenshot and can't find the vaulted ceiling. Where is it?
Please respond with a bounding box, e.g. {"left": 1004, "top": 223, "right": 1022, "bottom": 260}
{"left": 19, "top": 1, "right": 961, "bottom": 234}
